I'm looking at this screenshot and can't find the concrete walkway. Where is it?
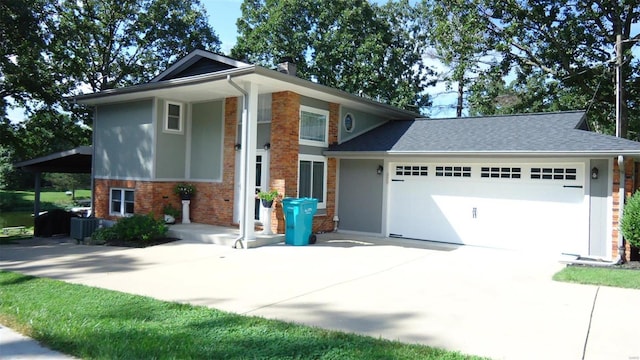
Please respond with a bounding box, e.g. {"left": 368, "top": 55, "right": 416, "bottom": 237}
{"left": 0, "top": 234, "right": 639, "bottom": 360}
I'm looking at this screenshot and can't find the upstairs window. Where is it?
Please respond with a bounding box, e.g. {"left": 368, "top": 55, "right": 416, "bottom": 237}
{"left": 164, "top": 101, "right": 183, "bottom": 134}
{"left": 299, "top": 105, "right": 329, "bottom": 147}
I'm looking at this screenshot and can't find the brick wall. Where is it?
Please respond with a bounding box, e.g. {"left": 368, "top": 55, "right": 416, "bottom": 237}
{"left": 612, "top": 157, "right": 635, "bottom": 262}
{"left": 270, "top": 91, "right": 300, "bottom": 233}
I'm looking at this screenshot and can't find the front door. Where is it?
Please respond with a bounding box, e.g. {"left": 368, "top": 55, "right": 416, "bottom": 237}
{"left": 235, "top": 150, "right": 269, "bottom": 224}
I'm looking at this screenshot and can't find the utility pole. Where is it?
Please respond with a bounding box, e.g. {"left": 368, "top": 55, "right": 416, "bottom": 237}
{"left": 615, "top": 34, "right": 625, "bottom": 138}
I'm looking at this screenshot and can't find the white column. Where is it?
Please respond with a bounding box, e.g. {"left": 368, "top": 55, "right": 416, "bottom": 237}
{"left": 181, "top": 200, "right": 191, "bottom": 224}
{"left": 242, "top": 82, "right": 259, "bottom": 246}
{"left": 262, "top": 205, "right": 273, "bottom": 235}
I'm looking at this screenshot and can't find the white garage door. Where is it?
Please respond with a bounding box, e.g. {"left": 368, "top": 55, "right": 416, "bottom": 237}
{"left": 388, "top": 163, "right": 589, "bottom": 255}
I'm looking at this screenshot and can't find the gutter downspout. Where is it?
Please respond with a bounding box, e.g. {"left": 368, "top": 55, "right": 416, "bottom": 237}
{"left": 615, "top": 155, "right": 626, "bottom": 264}
{"left": 227, "top": 75, "right": 249, "bottom": 249}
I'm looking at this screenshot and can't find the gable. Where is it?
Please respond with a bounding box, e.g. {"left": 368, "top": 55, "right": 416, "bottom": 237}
{"left": 161, "top": 57, "right": 236, "bottom": 80}
{"left": 150, "top": 49, "right": 250, "bottom": 83}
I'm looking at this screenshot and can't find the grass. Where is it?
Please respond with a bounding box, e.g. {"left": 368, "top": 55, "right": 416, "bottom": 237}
{"left": 553, "top": 266, "right": 640, "bottom": 289}
{"left": 0, "top": 271, "right": 483, "bottom": 360}
{"left": 0, "top": 189, "right": 91, "bottom": 212}
{"left": 0, "top": 230, "right": 34, "bottom": 244}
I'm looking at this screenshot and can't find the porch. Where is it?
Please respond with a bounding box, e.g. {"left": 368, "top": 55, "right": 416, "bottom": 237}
{"left": 167, "top": 223, "right": 284, "bottom": 248}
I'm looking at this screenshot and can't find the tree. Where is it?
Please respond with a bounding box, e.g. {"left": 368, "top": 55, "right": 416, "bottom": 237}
{"left": 419, "top": 0, "right": 496, "bottom": 117}
{"left": 232, "top": 0, "right": 432, "bottom": 113}
{"left": 0, "top": 0, "right": 60, "bottom": 113}
{"left": 50, "top": 0, "right": 221, "bottom": 95}
{"left": 1, "top": 0, "right": 221, "bottom": 189}
{"left": 475, "top": 1, "right": 640, "bottom": 137}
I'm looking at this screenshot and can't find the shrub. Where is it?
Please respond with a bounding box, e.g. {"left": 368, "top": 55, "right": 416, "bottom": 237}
{"left": 114, "top": 214, "right": 168, "bottom": 242}
{"left": 621, "top": 190, "right": 640, "bottom": 248}
{"left": 91, "top": 214, "right": 168, "bottom": 243}
{"left": 91, "top": 227, "right": 118, "bottom": 242}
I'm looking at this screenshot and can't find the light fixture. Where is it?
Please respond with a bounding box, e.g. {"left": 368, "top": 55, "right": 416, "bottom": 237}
{"left": 264, "top": 142, "right": 271, "bottom": 150}
{"left": 377, "top": 165, "right": 384, "bottom": 175}
{"left": 234, "top": 143, "right": 241, "bottom": 151}
{"left": 591, "top": 167, "right": 599, "bottom": 179}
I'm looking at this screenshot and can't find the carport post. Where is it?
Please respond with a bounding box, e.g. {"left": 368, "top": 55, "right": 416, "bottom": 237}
{"left": 33, "top": 172, "right": 41, "bottom": 217}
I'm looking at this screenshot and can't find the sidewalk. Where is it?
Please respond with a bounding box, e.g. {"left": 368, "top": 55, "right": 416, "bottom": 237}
{"left": 0, "top": 324, "right": 76, "bottom": 360}
{"left": 0, "top": 235, "right": 639, "bottom": 359}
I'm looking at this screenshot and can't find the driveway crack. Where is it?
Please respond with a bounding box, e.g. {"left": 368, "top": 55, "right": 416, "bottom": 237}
{"left": 582, "top": 286, "right": 600, "bottom": 360}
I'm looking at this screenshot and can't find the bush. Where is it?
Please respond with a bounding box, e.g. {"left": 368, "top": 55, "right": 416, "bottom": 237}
{"left": 621, "top": 190, "right": 640, "bottom": 248}
{"left": 91, "top": 227, "right": 118, "bottom": 242}
{"left": 91, "top": 214, "right": 168, "bottom": 243}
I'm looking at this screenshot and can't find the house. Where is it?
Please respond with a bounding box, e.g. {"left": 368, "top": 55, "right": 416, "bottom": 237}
{"left": 76, "top": 49, "right": 640, "bottom": 261}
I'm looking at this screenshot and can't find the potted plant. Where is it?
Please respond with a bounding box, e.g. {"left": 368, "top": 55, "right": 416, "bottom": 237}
{"left": 174, "top": 183, "right": 196, "bottom": 200}
{"left": 163, "top": 203, "right": 180, "bottom": 224}
{"left": 257, "top": 189, "right": 280, "bottom": 208}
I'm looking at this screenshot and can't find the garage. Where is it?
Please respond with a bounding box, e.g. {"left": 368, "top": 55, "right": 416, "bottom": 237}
{"left": 387, "top": 161, "right": 589, "bottom": 255}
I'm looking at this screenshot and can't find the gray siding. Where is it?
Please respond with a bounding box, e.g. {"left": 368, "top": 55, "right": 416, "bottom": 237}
{"left": 237, "top": 123, "right": 272, "bottom": 149}
{"left": 338, "top": 159, "right": 384, "bottom": 233}
{"left": 339, "top": 107, "right": 388, "bottom": 143}
{"left": 155, "top": 99, "right": 187, "bottom": 179}
{"left": 95, "top": 100, "right": 154, "bottom": 179}
{"left": 589, "top": 159, "right": 609, "bottom": 257}
{"left": 190, "top": 100, "right": 224, "bottom": 180}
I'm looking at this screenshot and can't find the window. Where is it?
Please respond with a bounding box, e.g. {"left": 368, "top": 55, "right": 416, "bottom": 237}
{"left": 299, "top": 105, "right": 329, "bottom": 146}
{"left": 343, "top": 113, "right": 354, "bottom": 132}
{"left": 299, "top": 155, "right": 326, "bottom": 209}
{"left": 435, "top": 166, "right": 472, "bottom": 177}
{"left": 110, "top": 188, "right": 134, "bottom": 216}
{"left": 164, "top": 101, "right": 183, "bottom": 134}
{"left": 481, "top": 167, "right": 521, "bottom": 179}
{"left": 531, "top": 167, "right": 577, "bottom": 180}
{"left": 395, "top": 165, "right": 428, "bottom": 177}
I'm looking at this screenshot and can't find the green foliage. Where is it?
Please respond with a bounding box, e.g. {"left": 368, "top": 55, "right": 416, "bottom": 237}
{"left": 621, "top": 191, "right": 640, "bottom": 248}
{"left": 162, "top": 203, "right": 180, "bottom": 218}
{"left": 99, "top": 214, "right": 168, "bottom": 242}
{"left": 0, "top": 271, "right": 482, "bottom": 359}
{"left": 233, "top": 0, "right": 432, "bottom": 113}
{"left": 472, "top": 1, "right": 639, "bottom": 137}
{"left": 419, "top": 0, "right": 497, "bottom": 117}
{"left": 174, "top": 183, "right": 196, "bottom": 196}
{"left": 257, "top": 189, "right": 279, "bottom": 201}
{"left": 45, "top": 173, "right": 91, "bottom": 197}
{"left": 90, "top": 226, "right": 118, "bottom": 242}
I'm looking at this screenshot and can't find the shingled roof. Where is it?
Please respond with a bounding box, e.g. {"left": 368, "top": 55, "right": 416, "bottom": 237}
{"left": 326, "top": 111, "right": 640, "bottom": 156}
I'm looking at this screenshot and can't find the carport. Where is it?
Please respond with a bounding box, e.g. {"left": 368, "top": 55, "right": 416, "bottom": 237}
{"left": 13, "top": 146, "right": 93, "bottom": 217}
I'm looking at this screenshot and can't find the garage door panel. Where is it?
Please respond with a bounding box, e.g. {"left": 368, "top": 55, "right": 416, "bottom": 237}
{"left": 388, "top": 163, "right": 588, "bottom": 255}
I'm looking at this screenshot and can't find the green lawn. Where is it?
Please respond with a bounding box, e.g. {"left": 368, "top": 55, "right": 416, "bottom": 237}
{"left": 0, "top": 271, "right": 483, "bottom": 360}
{"left": 553, "top": 266, "right": 640, "bottom": 289}
{"left": 0, "top": 189, "right": 91, "bottom": 212}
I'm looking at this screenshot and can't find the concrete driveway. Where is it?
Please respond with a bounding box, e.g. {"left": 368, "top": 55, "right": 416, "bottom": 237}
{"left": 1, "top": 234, "right": 638, "bottom": 360}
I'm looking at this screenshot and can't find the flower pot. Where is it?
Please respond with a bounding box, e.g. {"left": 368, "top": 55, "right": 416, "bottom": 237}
{"left": 180, "top": 193, "right": 192, "bottom": 200}
{"left": 261, "top": 199, "right": 274, "bottom": 208}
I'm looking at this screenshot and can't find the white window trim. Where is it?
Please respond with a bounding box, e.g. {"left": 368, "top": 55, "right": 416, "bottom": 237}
{"left": 109, "top": 188, "right": 135, "bottom": 216}
{"left": 299, "top": 105, "right": 329, "bottom": 147}
{"left": 164, "top": 101, "right": 184, "bottom": 134}
{"left": 298, "top": 154, "right": 327, "bottom": 209}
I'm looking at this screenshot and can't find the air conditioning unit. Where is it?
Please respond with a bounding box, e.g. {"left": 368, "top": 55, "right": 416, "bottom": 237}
{"left": 70, "top": 218, "right": 100, "bottom": 243}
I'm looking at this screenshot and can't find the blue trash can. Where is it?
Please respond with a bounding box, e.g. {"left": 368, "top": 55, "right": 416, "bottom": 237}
{"left": 282, "top": 197, "right": 318, "bottom": 246}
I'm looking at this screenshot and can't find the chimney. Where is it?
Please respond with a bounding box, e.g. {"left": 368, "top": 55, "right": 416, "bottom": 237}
{"left": 277, "top": 61, "right": 297, "bottom": 77}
